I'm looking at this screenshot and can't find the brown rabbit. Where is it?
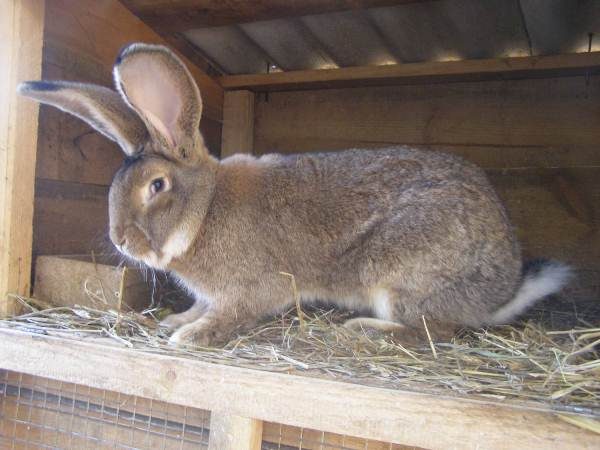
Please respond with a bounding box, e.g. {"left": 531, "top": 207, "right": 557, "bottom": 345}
{"left": 19, "top": 43, "right": 571, "bottom": 347}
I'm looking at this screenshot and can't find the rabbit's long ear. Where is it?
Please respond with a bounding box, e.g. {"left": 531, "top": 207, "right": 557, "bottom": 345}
{"left": 113, "top": 44, "right": 205, "bottom": 162}
{"left": 17, "top": 81, "right": 147, "bottom": 156}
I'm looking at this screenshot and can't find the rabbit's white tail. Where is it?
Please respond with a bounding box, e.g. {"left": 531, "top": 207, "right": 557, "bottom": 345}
{"left": 490, "top": 261, "right": 572, "bottom": 325}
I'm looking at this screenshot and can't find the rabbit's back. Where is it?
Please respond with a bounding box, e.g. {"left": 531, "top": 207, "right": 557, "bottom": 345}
{"left": 209, "top": 147, "right": 521, "bottom": 327}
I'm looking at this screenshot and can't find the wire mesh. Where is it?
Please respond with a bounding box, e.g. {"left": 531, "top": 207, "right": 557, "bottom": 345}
{"left": 0, "top": 369, "right": 210, "bottom": 449}
{"left": 261, "top": 422, "right": 418, "bottom": 450}
{"left": 0, "top": 370, "right": 411, "bottom": 450}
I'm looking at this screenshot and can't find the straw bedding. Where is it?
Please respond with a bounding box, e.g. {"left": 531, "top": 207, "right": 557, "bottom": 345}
{"left": 1, "top": 291, "right": 599, "bottom": 432}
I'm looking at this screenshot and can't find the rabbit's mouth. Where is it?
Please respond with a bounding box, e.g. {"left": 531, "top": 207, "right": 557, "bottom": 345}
{"left": 112, "top": 224, "right": 195, "bottom": 270}
{"left": 118, "top": 243, "right": 166, "bottom": 270}
{"left": 112, "top": 224, "right": 158, "bottom": 265}
{"left": 133, "top": 247, "right": 166, "bottom": 269}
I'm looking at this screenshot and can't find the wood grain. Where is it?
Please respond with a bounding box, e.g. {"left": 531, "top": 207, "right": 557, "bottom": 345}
{"left": 0, "top": 0, "right": 45, "bottom": 316}
{"left": 0, "top": 329, "right": 597, "bottom": 449}
{"left": 44, "top": 0, "right": 223, "bottom": 121}
{"left": 220, "top": 52, "right": 600, "bottom": 91}
{"left": 33, "top": 179, "right": 110, "bottom": 256}
{"left": 221, "top": 90, "right": 255, "bottom": 157}
{"left": 208, "top": 414, "right": 262, "bottom": 450}
{"left": 254, "top": 76, "right": 600, "bottom": 149}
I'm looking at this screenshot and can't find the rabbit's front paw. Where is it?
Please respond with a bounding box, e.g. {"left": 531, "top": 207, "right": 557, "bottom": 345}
{"left": 160, "top": 313, "right": 194, "bottom": 330}
{"left": 168, "top": 318, "right": 224, "bottom": 348}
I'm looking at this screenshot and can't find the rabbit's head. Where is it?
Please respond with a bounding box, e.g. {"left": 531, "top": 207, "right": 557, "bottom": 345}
{"left": 19, "top": 44, "right": 217, "bottom": 268}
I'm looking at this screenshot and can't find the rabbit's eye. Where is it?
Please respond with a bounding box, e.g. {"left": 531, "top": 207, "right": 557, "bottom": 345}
{"left": 150, "top": 178, "right": 165, "bottom": 195}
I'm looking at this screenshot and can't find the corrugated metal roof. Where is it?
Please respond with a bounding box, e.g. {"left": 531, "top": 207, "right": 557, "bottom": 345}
{"left": 300, "top": 10, "right": 399, "bottom": 67}
{"left": 520, "top": 0, "right": 600, "bottom": 55}
{"left": 183, "top": 0, "right": 600, "bottom": 75}
{"left": 367, "top": 0, "right": 530, "bottom": 62}
{"left": 240, "top": 18, "right": 339, "bottom": 71}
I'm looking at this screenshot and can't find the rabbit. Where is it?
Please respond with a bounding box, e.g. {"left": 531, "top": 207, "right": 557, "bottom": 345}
{"left": 18, "top": 43, "right": 572, "bottom": 347}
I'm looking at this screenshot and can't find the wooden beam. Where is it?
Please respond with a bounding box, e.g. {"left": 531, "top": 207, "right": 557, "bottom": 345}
{"left": 219, "top": 51, "right": 600, "bottom": 91}
{"left": 44, "top": 0, "right": 224, "bottom": 121}
{"left": 0, "top": 329, "right": 597, "bottom": 449}
{"left": 121, "top": 1, "right": 426, "bottom": 33}
{"left": 209, "top": 414, "right": 262, "bottom": 450}
{"left": 0, "top": 0, "right": 45, "bottom": 317}
{"left": 221, "top": 90, "right": 255, "bottom": 157}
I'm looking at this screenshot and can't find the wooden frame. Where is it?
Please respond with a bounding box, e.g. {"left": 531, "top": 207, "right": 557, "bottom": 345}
{"left": 219, "top": 51, "right": 600, "bottom": 91}
{"left": 0, "top": 328, "right": 597, "bottom": 449}
{"left": 0, "top": 0, "right": 45, "bottom": 317}
{"left": 3, "top": 1, "right": 600, "bottom": 448}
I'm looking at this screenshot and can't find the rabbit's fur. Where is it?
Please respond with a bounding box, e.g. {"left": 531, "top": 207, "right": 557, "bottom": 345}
{"left": 19, "top": 43, "right": 571, "bottom": 346}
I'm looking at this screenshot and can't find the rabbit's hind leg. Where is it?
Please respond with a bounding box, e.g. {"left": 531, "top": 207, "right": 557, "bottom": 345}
{"left": 343, "top": 317, "right": 405, "bottom": 332}
{"left": 343, "top": 287, "right": 457, "bottom": 343}
{"left": 343, "top": 287, "right": 407, "bottom": 334}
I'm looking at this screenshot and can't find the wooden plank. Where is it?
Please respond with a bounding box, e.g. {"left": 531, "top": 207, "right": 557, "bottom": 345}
{"left": 121, "top": 0, "right": 423, "bottom": 33}
{"left": 0, "top": 0, "right": 45, "bottom": 317}
{"left": 209, "top": 414, "right": 262, "bottom": 450}
{"left": 221, "top": 91, "right": 255, "bottom": 157}
{"left": 254, "top": 76, "right": 600, "bottom": 150}
{"left": 44, "top": 0, "right": 223, "bottom": 121}
{"left": 33, "top": 179, "right": 110, "bottom": 256}
{"left": 219, "top": 52, "right": 600, "bottom": 91}
{"left": 0, "top": 329, "right": 597, "bottom": 449}
{"left": 35, "top": 105, "right": 124, "bottom": 186}
{"left": 33, "top": 255, "right": 152, "bottom": 311}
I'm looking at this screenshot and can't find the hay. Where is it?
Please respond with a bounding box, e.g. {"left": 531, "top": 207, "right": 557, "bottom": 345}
{"left": 1, "top": 295, "right": 599, "bottom": 421}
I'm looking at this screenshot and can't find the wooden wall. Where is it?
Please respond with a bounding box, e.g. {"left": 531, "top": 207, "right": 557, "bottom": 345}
{"left": 254, "top": 76, "right": 600, "bottom": 301}
{"left": 33, "top": 0, "right": 223, "bottom": 258}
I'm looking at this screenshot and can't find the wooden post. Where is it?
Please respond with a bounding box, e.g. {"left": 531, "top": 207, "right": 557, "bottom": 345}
{"left": 221, "top": 90, "right": 255, "bottom": 157}
{"left": 209, "top": 413, "right": 263, "bottom": 450}
{"left": 0, "top": 0, "right": 45, "bottom": 317}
